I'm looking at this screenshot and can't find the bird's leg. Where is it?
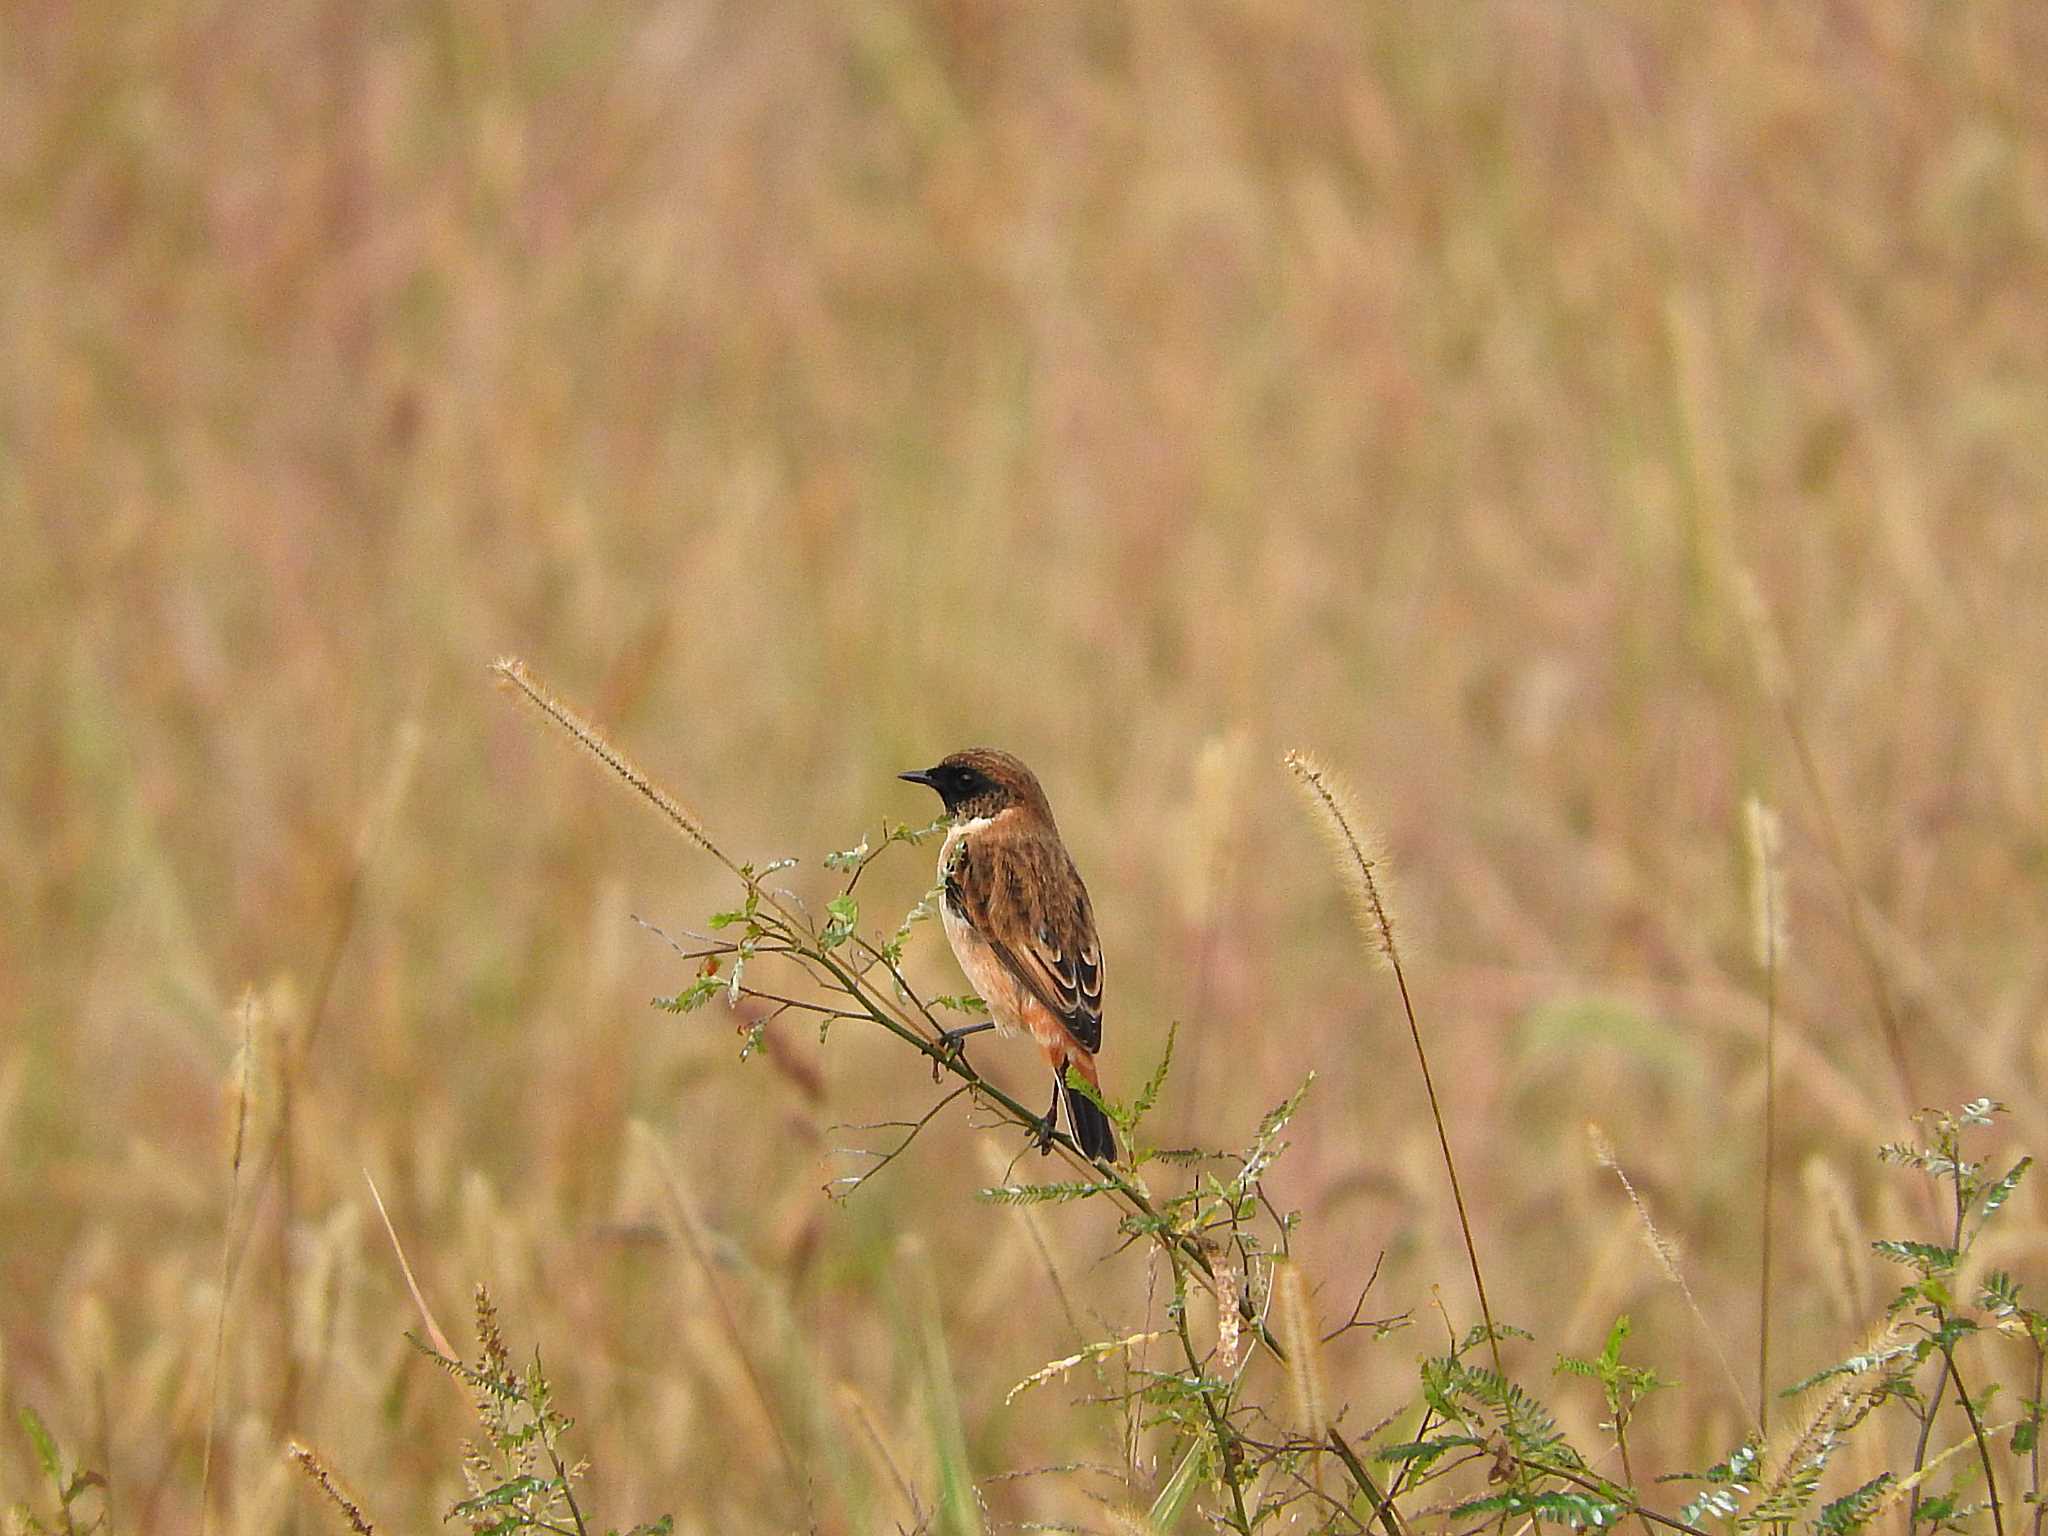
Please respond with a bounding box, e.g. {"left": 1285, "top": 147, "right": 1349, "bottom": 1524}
{"left": 936, "top": 1019, "right": 996, "bottom": 1047}
{"left": 1038, "top": 1079, "right": 1060, "bottom": 1155}
{"left": 930, "top": 1018, "right": 995, "bottom": 1081}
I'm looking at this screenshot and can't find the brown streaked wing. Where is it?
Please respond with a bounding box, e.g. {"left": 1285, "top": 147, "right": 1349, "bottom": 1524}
{"left": 946, "top": 824, "right": 1104, "bottom": 1054}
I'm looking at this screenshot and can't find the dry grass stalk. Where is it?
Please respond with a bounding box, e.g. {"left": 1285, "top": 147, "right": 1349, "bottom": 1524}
{"left": 363, "top": 1169, "right": 456, "bottom": 1361}
{"left": 199, "top": 992, "right": 259, "bottom": 1536}
{"left": 1746, "top": 794, "right": 1786, "bottom": 1432}
{"left": 630, "top": 1121, "right": 810, "bottom": 1506}
{"left": 1732, "top": 570, "right": 1916, "bottom": 1112}
{"left": 1284, "top": 749, "right": 1503, "bottom": 1381}
{"left": 1588, "top": 1124, "right": 1757, "bottom": 1434}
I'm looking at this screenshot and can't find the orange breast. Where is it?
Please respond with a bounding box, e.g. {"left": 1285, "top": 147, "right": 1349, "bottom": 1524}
{"left": 939, "top": 901, "right": 1077, "bottom": 1063}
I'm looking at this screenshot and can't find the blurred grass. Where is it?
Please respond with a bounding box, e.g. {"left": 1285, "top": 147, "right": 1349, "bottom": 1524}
{"left": 2, "top": 0, "right": 2045, "bottom": 1530}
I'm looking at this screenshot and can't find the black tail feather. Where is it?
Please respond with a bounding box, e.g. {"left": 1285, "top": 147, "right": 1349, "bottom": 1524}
{"left": 1061, "top": 1076, "right": 1118, "bottom": 1163}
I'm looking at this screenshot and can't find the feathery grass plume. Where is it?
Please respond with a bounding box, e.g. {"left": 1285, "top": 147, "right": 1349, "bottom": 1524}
{"left": 1284, "top": 749, "right": 1502, "bottom": 1380}
{"left": 1745, "top": 794, "right": 1786, "bottom": 1433}
{"left": 1272, "top": 1261, "right": 1328, "bottom": 1449}
{"left": 1282, "top": 750, "right": 1397, "bottom": 965}
{"left": 1744, "top": 797, "right": 1788, "bottom": 973}
{"left": 1588, "top": 1124, "right": 1757, "bottom": 1433}
{"left": 1756, "top": 1312, "right": 1912, "bottom": 1513}
{"left": 1004, "top": 1331, "right": 1168, "bottom": 1406}
{"left": 490, "top": 657, "right": 726, "bottom": 867}
{"left": 285, "top": 1442, "right": 376, "bottom": 1535}
{"left": 1800, "top": 1156, "right": 1869, "bottom": 1328}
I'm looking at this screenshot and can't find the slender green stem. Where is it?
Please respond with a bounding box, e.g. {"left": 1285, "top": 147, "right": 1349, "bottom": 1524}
{"left": 1759, "top": 901, "right": 1777, "bottom": 1437}
{"left": 1327, "top": 1427, "right": 1409, "bottom": 1536}
{"left": 804, "top": 941, "right": 1289, "bottom": 1359}
{"left": 2030, "top": 1345, "right": 2044, "bottom": 1536}
{"left": 1943, "top": 1353, "right": 2005, "bottom": 1536}
{"left": 1616, "top": 1418, "right": 1657, "bottom": 1536}
{"left": 1170, "top": 1255, "right": 1253, "bottom": 1534}
{"left": 1909, "top": 1170, "right": 1970, "bottom": 1535}
{"left": 1534, "top": 1460, "right": 1714, "bottom": 1536}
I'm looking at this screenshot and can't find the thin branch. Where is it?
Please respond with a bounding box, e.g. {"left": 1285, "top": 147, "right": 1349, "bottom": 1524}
{"left": 1327, "top": 1426, "right": 1410, "bottom": 1536}
{"left": 1170, "top": 1255, "right": 1253, "bottom": 1534}
{"left": 826, "top": 1087, "right": 971, "bottom": 1200}
{"left": 1945, "top": 1353, "right": 2006, "bottom": 1536}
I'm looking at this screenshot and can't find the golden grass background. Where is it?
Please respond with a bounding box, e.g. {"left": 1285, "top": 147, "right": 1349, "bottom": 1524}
{"left": 4, "top": 1, "right": 2046, "bottom": 1529}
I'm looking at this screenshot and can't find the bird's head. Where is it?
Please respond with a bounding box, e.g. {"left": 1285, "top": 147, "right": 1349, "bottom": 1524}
{"left": 898, "top": 748, "right": 1055, "bottom": 824}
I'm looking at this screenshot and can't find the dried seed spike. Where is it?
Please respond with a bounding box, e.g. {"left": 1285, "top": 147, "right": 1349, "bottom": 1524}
{"left": 491, "top": 657, "right": 723, "bottom": 863}
{"left": 1273, "top": 1261, "right": 1327, "bottom": 1445}
{"left": 285, "top": 1441, "right": 377, "bottom": 1535}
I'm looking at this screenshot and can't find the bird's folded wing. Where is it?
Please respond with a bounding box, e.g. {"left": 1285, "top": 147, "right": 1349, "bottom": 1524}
{"left": 947, "top": 831, "right": 1104, "bottom": 1053}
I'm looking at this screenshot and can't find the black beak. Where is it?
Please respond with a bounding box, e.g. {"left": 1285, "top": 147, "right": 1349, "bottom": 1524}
{"left": 898, "top": 768, "right": 938, "bottom": 789}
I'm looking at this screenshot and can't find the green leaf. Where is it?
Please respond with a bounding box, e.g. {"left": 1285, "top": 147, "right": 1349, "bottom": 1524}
{"left": 822, "top": 893, "right": 859, "bottom": 949}
{"left": 1129, "top": 1020, "right": 1177, "bottom": 1131}
{"left": 1448, "top": 1490, "right": 1621, "bottom": 1528}
{"left": 1815, "top": 1473, "right": 1895, "bottom": 1536}
{"left": 976, "top": 1181, "right": 1118, "bottom": 1205}
{"left": 19, "top": 1407, "right": 62, "bottom": 1484}
{"left": 451, "top": 1475, "right": 554, "bottom": 1516}
{"left": 1146, "top": 1438, "right": 1204, "bottom": 1532}
{"left": 1872, "top": 1239, "right": 1958, "bottom": 1276}
{"left": 1779, "top": 1340, "right": 1915, "bottom": 1396}
{"left": 1374, "top": 1433, "right": 1485, "bottom": 1471}
{"left": 656, "top": 974, "right": 726, "bottom": 1013}
{"left": 1064, "top": 1066, "right": 1109, "bottom": 1119}
{"left": 1680, "top": 1488, "right": 1741, "bottom": 1524}
{"left": 1978, "top": 1157, "right": 2032, "bottom": 1225}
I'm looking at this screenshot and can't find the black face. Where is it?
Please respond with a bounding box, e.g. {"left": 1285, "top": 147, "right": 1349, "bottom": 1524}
{"left": 898, "top": 761, "right": 1000, "bottom": 816}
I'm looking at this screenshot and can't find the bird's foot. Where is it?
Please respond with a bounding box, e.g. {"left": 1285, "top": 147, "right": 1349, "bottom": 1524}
{"left": 931, "top": 1018, "right": 995, "bottom": 1080}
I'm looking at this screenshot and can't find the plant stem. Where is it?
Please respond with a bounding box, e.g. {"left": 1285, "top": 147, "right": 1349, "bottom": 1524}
{"left": 1327, "top": 1427, "right": 1409, "bottom": 1536}
{"left": 1759, "top": 901, "right": 1777, "bottom": 1438}
{"left": 1171, "top": 1255, "right": 1253, "bottom": 1534}
{"left": 1617, "top": 1421, "right": 1656, "bottom": 1536}
{"left": 1535, "top": 1461, "right": 1715, "bottom": 1536}
{"left": 1388, "top": 948, "right": 1503, "bottom": 1381}
{"left": 2030, "top": 1345, "right": 2044, "bottom": 1536}
{"left": 805, "top": 942, "right": 1288, "bottom": 1360}
{"left": 1908, "top": 1172, "right": 1971, "bottom": 1536}
{"left": 1944, "top": 1354, "right": 2005, "bottom": 1536}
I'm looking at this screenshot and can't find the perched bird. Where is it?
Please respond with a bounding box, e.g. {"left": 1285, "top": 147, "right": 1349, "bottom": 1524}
{"left": 898, "top": 749, "right": 1117, "bottom": 1163}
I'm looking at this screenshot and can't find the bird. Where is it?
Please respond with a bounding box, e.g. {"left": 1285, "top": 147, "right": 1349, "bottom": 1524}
{"left": 898, "top": 749, "right": 1117, "bottom": 1163}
